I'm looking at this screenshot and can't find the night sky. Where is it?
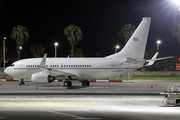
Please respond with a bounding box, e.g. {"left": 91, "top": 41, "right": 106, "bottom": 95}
{"left": 0, "top": 0, "right": 180, "bottom": 58}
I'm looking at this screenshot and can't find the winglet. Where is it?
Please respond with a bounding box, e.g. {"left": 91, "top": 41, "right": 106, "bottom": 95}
{"left": 40, "top": 53, "right": 47, "bottom": 69}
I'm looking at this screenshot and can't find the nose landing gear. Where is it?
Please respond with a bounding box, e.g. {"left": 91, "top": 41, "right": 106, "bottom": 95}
{"left": 19, "top": 79, "right": 25, "bottom": 85}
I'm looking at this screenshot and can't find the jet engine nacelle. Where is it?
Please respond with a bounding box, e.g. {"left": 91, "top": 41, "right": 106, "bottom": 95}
{"left": 31, "top": 72, "right": 55, "bottom": 83}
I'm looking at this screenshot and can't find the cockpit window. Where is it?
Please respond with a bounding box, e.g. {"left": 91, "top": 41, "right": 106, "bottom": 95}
{"left": 10, "top": 64, "right": 15, "bottom": 67}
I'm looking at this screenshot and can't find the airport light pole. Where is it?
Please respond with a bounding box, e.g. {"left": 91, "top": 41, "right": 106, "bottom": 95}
{"left": 17, "top": 46, "right": 22, "bottom": 60}
{"left": 156, "top": 40, "right": 161, "bottom": 51}
{"left": 96, "top": 53, "right": 99, "bottom": 57}
{"left": 54, "top": 42, "right": 58, "bottom": 58}
{"left": 115, "top": 45, "right": 120, "bottom": 53}
{"left": 3, "top": 37, "right": 6, "bottom": 75}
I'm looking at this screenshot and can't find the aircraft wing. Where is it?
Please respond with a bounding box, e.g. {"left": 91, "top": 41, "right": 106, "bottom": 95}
{"left": 39, "top": 54, "right": 78, "bottom": 77}
{"left": 145, "top": 52, "right": 174, "bottom": 66}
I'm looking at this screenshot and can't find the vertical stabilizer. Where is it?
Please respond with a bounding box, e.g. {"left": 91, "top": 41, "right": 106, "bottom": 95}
{"left": 106, "top": 17, "right": 151, "bottom": 59}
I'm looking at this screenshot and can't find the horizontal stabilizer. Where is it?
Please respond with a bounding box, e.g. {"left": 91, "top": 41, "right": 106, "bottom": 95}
{"left": 149, "top": 56, "right": 174, "bottom": 61}
{"left": 145, "top": 52, "right": 174, "bottom": 66}
{"left": 145, "top": 52, "right": 158, "bottom": 66}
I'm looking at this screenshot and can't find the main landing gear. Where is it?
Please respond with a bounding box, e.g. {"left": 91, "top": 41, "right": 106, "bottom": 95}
{"left": 19, "top": 79, "right": 25, "bottom": 85}
{"left": 63, "top": 80, "right": 90, "bottom": 87}
{"left": 81, "top": 80, "right": 90, "bottom": 86}
{"left": 63, "top": 81, "right": 72, "bottom": 87}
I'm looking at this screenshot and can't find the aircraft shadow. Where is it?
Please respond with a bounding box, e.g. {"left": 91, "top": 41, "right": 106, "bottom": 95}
{"left": 35, "top": 84, "right": 87, "bottom": 89}
{"left": 66, "top": 86, "right": 88, "bottom": 89}
{"left": 37, "top": 85, "right": 62, "bottom": 87}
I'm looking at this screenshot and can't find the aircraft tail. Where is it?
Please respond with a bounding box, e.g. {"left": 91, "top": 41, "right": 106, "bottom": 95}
{"left": 106, "top": 17, "right": 151, "bottom": 59}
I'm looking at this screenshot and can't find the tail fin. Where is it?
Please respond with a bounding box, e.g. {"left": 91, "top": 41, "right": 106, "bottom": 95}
{"left": 106, "top": 17, "right": 151, "bottom": 59}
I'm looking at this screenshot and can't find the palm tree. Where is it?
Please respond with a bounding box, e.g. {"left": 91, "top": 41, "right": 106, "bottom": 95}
{"left": 118, "top": 24, "right": 136, "bottom": 43}
{"left": 73, "top": 47, "right": 84, "bottom": 57}
{"left": 30, "top": 44, "right": 45, "bottom": 58}
{"left": 11, "top": 25, "right": 30, "bottom": 60}
{"left": 173, "top": 20, "right": 180, "bottom": 43}
{"left": 64, "top": 24, "right": 83, "bottom": 57}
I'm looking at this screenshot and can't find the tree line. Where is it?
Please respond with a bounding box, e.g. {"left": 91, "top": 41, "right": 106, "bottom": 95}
{"left": 9, "top": 24, "right": 83, "bottom": 59}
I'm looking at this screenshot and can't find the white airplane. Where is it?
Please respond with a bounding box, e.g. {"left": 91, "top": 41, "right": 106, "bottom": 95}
{"left": 4, "top": 17, "right": 173, "bottom": 87}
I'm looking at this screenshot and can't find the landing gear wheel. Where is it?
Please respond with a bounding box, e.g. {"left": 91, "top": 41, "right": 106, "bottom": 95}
{"left": 86, "top": 80, "right": 90, "bottom": 86}
{"left": 82, "top": 80, "right": 90, "bottom": 86}
{"left": 63, "top": 81, "right": 72, "bottom": 87}
{"left": 67, "top": 81, "right": 72, "bottom": 87}
{"left": 63, "top": 81, "right": 67, "bottom": 87}
{"left": 19, "top": 79, "right": 25, "bottom": 85}
{"left": 82, "top": 81, "right": 87, "bottom": 86}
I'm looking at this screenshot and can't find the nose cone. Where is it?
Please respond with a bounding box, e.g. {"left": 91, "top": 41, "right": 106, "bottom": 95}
{"left": 4, "top": 67, "right": 15, "bottom": 77}
{"left": 4, "top": 67, "right": 9, "bottom": 75}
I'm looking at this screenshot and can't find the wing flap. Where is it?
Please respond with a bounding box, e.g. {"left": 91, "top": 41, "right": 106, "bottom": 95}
{"left": 48, "top": 69, "right": 78, "bottom": 77}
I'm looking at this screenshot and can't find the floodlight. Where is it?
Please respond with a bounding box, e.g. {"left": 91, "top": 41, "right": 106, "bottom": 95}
{"left": 173, "top": 0, "right": 180, "bottom": 11}
{"left": 116, "top": 45, "right": 120, "bottom": 49}
{"left": 54, "top": 42, "right": 58, "bottom": 46}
